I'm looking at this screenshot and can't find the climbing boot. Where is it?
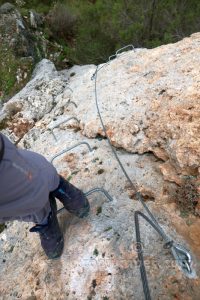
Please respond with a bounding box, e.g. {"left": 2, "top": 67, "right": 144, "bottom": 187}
{"left": 30, "top": 196, "right": 64, "bottom": 259}
{"left": 51, "top": 176, "right": 90, "bottom": 218}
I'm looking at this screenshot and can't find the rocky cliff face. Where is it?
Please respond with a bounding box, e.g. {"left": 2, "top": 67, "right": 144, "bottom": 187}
{"left": 0, "top": 2, "right": 67, "bottom": 103}
{"left": 0, "top": 33, "right": 200, "bottom": 299}
{"left": 0, "top": 2, "right": 39, "bottom": 102}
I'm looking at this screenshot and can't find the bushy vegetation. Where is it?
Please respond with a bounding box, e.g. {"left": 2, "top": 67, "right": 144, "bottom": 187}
{"left": 47, "top": 3, "right": 76, "bottom": 42}
{"left": 0, "top": 43, "right": 33, "bottom": 101}
{"left": 1, "top": 0, "right": 200, "bottom": 65}
{"left": 0, "top": 223, "right": 5, "bottom": 233}
{"left": 64, "top": 0, "right": 200, "bottom": 64}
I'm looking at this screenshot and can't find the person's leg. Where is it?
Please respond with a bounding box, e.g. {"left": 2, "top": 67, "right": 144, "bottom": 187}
{"left": 50, "top": 176, "right": 90, "bottom": 218}
{"left": 30, "top": 196, "right": 64, "bottom": 259}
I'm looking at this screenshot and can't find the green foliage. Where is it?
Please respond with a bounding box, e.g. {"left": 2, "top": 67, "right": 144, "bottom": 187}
{"left": 64, "top": 0, "right": 117, "bottom": 64}
{"left": 1, "top": 0, "right": 200, "bottom": 69}
{"left": 47, "top": 3, "right": 76, "bottom": 42}
{"left": 67, "top": 175, "right": 73, "bottom": 182}
{"left": 96, "top": 206, "right": 102, "bottom": 215}
{"left": 0, "top": 46, "right": 19, "bottom": 100}
{"left": 93, "top": 248, "right": 99, "bottom": 256}
{"left": 0, "top": 44, "right": 33, "bottom": 101}
{"left": 0, "top": 223, "right": 5, "bottom": 234}
{"left": 60, "top": 0, "right": 200, "bottom": 64}
{"left": 16, "top": 0, "right": 53, "bottom": 14}
{"left": 104, "top": 226, "right": 113, "bottom": 232}
{"left": 0, "top": 118, "right": 8, "bottom": 130}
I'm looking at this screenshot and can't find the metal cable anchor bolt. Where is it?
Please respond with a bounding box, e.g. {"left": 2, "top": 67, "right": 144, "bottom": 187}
{"left": 171, "top": 244, "right": 192, "bottom": 275}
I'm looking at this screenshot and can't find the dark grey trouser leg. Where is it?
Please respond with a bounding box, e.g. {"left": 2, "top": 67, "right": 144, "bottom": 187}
{"left": 51, "top": 176, "right": 90, "bottom": 218}
{"left": 1, "top": 201, "right": 51, "bottom": 224}
{"left": 22, "top": 201, "right": 52, "bottom": 224}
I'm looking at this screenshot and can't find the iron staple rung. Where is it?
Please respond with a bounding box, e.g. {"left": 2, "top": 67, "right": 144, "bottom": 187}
{"left": 109, "top": 44, "right": 134, "bottom": 61}
{"left": 50, "top": 141, "right": 93, "bottom": 164}
{"left": 65, "top": 86, "right": 73, "bottom": 93}
{"left": 57, "top": 187, "right": 113, "bottom": 214}
{"left": 50, "top": 116, "right": 80, "bottom": 141}
{"left": 84, "top": 187, "right": 113, "bottom": 202}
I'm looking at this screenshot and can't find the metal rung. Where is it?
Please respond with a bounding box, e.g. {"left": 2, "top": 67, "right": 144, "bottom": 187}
{"left": 50, "top": 142, "right": 93, "bottom": 164}
{"left": 84, "top": 187, "right": 113, "bottom": 202}
{"left": 109, "top": 45, "right": 134, "bottom": 61}
{"left": 57, "top": 187, "right": 113, "bottom": 214}
{"left": 50, "top": 117, "right": 80, "bottom": 141}
{"left": 116, "top": 44, "right": 134, "bottom": 55}
{"left": 65, "top": 87, "right": 73, "bottom": 93}
{"left": 66, "top": 101, "right": 77, "bottom": 108}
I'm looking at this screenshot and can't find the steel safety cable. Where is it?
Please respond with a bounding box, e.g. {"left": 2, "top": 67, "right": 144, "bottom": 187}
{"left": 93, "top": 64, "right": 171, "bottom": 244}
{"left": 92, "top": 51, "right": 193, "bottom": 299}
{"left": 93, "top": 64, "right": 154, "bottom": 300}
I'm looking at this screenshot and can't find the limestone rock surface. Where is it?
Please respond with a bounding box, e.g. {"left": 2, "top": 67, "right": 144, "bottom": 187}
{"left": 0, "top": 34, "right": 200, "bottom": 299}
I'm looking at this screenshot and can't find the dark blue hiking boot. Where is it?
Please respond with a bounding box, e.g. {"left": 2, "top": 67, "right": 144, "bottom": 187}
{"left": 51, "top": 176, "right": 90, "bottom": 218}
{"left": 30, "top": 196, "right": 64, "bottom": 259}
